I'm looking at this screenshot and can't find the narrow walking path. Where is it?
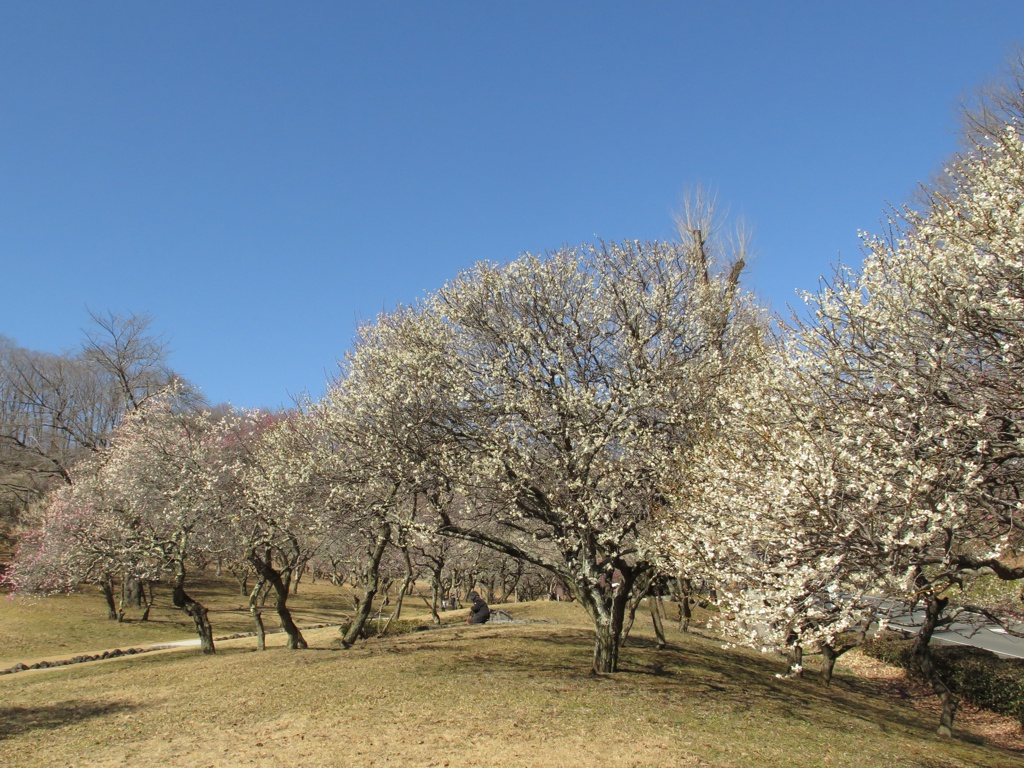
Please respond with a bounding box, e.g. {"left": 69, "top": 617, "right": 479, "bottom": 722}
{"left": 0, "top": 622, "right": 340, "bottom": 676}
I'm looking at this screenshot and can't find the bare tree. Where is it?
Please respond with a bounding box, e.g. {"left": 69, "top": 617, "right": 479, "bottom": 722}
{"left": 0, "top": 312, "right": 193, "bottom": 506}
{"left": 81, "top": 310, "right": 183, "bottom": 414}
{"left": 958, "top": 47, "right": 1024, "bottom": 149}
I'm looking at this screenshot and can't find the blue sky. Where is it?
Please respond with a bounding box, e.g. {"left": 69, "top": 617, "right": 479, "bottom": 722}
{"left": 2, "top": 3, "right": 1022, "bottom": 409}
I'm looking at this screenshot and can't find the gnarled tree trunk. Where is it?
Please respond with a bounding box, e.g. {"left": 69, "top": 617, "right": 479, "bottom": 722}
{"left": 171, "top": 563, "right": 214, "bottom": 654}
{"left": 428, "top": 562, "right": 443, "bottom": 623}
{"left": 248, "top": 549, "right": 306, "bottom": 650}
{"left": 669, "top": 576, "right": 695, "bottom": 631}
{"left": 820, "top": 642, "right": 838, "bottom": 686}
{"left": 649, "top": 595, "right": 667, "bottom": 650}
{"left": 100, "top": 573, "right": 118, "bottom": 621}
{"left": 139, "top": 580, "right": 156, "bottom": 622}
{"left": 577, "top": 568, "right": 636, "bottom": 674}
{"left": 912, "top": 593, "right": 958, "bottom": 737}
{"left": 341, "top": 522, "right": 392, "bottom": 648}
{"left": 818, "top": 632, "right": 862, "bottom": 687}
{"left": 249, "top": 577, "right": 267, "bottom": 651}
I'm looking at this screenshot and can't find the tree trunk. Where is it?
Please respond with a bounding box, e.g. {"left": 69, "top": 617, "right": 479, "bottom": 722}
{"left": 577, "top": 569, "right": 635, "bottom": 674}
{"left": 378, "top": 544, "right": 413, "bottom": 634}
{"left": 912, "top": 593, "right": 958, "bottom": 737}
{"left": 429, "top": 564, "right": 442, "bottom": 623}
{"left": 399, "top": 548, "right": 414, "bottom": 621}
{"left": 820, "top": 642, "right": 837, "bottom": 686}
{"left": 649, "top": 595, "right": 667, "bottom": 650}
{"left": 592, "top": 615, "right": 620, "bottom": 673}
{"left": 290, "top": 558, "right": 308, "bottom": 596}
{"left": 140, "top": 580, "right": 155, "bottom": 622}
{"left": 258, "top": 578, "right": 273, "bottom": 607}
{"left": 248, "top": 550, "right": 307, "bottom": 650}
{"left": 379, "top": 559, "right": 414, "bottom": 636}
{"left": 249, "top": 578, "right": 267, "bottom": 651}
{"left": 679, "top": 596, "right": 692, "bottom": 632}
{"left": 100, "top": 573, "right": 118, "bottom": 621}
{"left": 483, "top": 574, "right": 496, "bottom": 604}
{"left": 671, "top": 577, "right": 694, "bottom": 632}
{"left": 621, "top": 572, "right": 655, "bottom": 645}
{"left": 341, "top": 522, "right": 392, "bottom": 648}
{"left": 504, "top": 560, "right": 523, "bottom": 604}
{"left": 171, "top": 564, "right": 215, "bottom": 654}
{"left": 118, "top": 578, "right": 128, "bottom": 620}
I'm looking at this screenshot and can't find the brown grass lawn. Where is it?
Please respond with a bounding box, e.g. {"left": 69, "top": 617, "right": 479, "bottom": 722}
{"left": 0, "top": 577, "right": 359, "bottom": 669}
{"left": 1, "top": 587, "right": 1023, "bottom": 767}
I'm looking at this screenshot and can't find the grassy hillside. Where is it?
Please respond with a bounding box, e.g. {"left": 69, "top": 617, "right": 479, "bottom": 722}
{"left": 1, "top": 587, "right": 1022, "bottom": 767}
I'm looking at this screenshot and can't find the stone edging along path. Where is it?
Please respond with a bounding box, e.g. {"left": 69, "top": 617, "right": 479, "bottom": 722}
{"left": 0, "top": 623, "right": 340, "bottom": 676}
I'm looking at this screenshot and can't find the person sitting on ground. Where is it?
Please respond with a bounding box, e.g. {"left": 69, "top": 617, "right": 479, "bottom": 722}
{"left": 466, "top": 591, "right": 490, "bottom": 625}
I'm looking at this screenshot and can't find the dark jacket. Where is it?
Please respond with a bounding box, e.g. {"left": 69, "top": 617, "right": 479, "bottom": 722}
{"left": 468, "top": 595, "right": 490, "bottom": 624}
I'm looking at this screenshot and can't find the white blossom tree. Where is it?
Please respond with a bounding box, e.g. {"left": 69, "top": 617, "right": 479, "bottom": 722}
{"left": 94, "top": 388, "right": 232, "bottom": 652}
{"left": 231, "top": 407, "right": 344, "bottom": 650}
{"left": 664, "top": 124, "right": 1024, "bottom": 734}
{"left": 658, "top": 342, "right": 889, "bottom": 684}
{"left": 5, "top": 384, "right": 227, "bottom": 647}
{"left": 335, "top": 232, "right": 762, "bottom": 673}
{"left": 315, "top": 377, "right": 418, "bottom": 647}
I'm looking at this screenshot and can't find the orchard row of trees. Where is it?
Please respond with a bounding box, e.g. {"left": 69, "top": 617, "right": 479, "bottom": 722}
{"left": 5, "top": 60, "right": 1024, "bottom": 738}
{"left": 3, "top": 221, "right": 756, "bottom": 664}
{"left": 4, "top": 382, "right": 562, "bottom": 651}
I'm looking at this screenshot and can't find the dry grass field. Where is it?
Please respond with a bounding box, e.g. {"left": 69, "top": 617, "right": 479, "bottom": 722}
{"left": 2, "top": 582, "right": 1023, "bottom": 767}
{"left": 0, "top": 577, "right": 357, "bottom": 670}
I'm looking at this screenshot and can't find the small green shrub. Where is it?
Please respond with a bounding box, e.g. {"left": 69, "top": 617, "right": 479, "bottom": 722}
{"left": 933, "top": 645, "right": 1024, "bottom": 726}
{"left": 863, "top": 632, "right": 1024, "bottom": 726}
{"left": 863, "top": 632, "right": 914, "bottom": 668}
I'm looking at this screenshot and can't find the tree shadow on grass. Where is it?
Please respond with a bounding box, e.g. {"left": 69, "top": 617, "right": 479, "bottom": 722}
{"left": 346, "top": 620, "right": 1019, "bottom": 756}
{"left": 0, "top": 700, "right": 142, "bottom": 740}
{"left": 450, "top": 626, "right": 983, "bottom": 743}
{"left": 626, "top": 635, "right": 936, "bottom": 731}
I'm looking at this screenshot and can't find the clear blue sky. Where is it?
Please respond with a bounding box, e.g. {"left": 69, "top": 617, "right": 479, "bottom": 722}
{"left": 2, "top": 3, "right": 1022, "bottom": 409}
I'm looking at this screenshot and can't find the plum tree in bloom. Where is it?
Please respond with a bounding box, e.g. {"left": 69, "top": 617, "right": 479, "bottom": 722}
{"left": 658, "top": 343, "right": 894, "bottom": 684}
{"left": 4, "top": 456, "right": 154, "bottom": 620}
{"left": 231, "top": 407, "right": 348, "bottom": 650}
{"left": 336, "top": 233, "right": 762, "bottom": 673}
{"left": 5, "top": 386, "right": 228, "bottom": 648}
{"left": 667, "top": 124, "right": 1024, "bottom": 734}
{"left": 845, "top": 126, "right": 1024, "bottom": 734}
{"left": 95, "top": 388, "right": 234, "bottom": 653}
{"left": 315, "top": 378, "right": 419, "bottom": 648}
